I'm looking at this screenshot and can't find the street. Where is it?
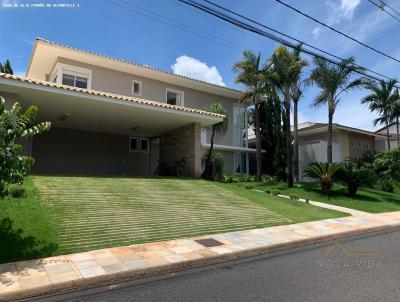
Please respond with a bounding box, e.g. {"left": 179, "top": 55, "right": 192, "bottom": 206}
{"left": 27, "top": 228, "right": 400, "bottom": 302}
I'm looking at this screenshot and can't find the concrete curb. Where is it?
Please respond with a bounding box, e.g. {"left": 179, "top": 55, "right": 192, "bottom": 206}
{"left": 3, "top": 222, "right": 400, "bottom": 301}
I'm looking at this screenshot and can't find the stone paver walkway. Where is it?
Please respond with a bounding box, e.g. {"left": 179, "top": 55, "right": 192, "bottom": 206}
{"left": 1, "top": 210, "right": 400, "bottom": 300}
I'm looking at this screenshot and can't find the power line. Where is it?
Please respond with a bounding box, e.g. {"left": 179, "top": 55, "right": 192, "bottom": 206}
{"left": 275, "top": 0, "right": 400, "bottom": 65}
{"left": 366, "top": 0, "right": 400, "bottom": 23}
{"left": 105, "top": 0, "right": 242, "bottom": 52}
{"left": 199, "top": 0, "right": 398, "bottom": 84}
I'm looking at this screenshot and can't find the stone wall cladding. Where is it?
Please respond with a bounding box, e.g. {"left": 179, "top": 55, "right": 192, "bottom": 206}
{"left": 159, "top": 123, "right": 202, "bottom": 177}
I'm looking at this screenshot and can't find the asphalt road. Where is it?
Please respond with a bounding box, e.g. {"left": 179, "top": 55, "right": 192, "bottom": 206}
{"left": 27, "top": 228, "right": 400, "bottom": 302}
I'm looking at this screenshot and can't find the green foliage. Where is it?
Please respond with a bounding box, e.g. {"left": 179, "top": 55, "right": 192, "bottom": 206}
{"left": 304, "top": 162, "right": 341, "bottom": 195}
{"left": 0, "top": 59, "right": 13, "bottom": 75}
{"left": 8, "top": 183, "right": 25, "bottom": 198}
{"left": 261, "top": 174, "right": 277, "bottom": 183}
{"left": 378, "top": 177, "right": 396, "bottom": 193}
{"left": 244, "top": 184, "right": 254, "bottom": 190}
{"left": 270, "top": 189, "right": 281, "bottom": 196}
{"left": 373, "top": 148, "right": 400, "bottom": 181}
{"left": 201, "top": 103, "right": 228, "bottom": 181}
{"left": 0, "top": 97, "right": 51, "bottom": 198}
{"left": 356, "top": 150, "right": 380, "bottom": 166}
{"left": 289, "top": 193, "right": 300, "bottom": 201}
{"left": 252, "top": 95, "right": 287, "bottom": 178}
{"left": 265, "top": 189, "right": 272, "bottom": 194}
{"left": 336, "top": 161, "right": 376, "bottom": 196}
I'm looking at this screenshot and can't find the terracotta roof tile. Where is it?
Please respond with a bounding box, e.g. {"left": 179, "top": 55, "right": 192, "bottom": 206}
{"left": 0, "top": 73, "right": 225, "bottom": 119}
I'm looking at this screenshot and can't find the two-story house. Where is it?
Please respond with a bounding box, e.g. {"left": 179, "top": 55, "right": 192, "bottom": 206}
{"left": 0, "top": 38, "right": 254, "bottom": 176}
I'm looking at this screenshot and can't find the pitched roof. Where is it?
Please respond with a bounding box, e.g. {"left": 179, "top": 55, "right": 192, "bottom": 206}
{"left": 27, "top": 38, "right": 242, "bottom": 96}
{"left": 298, "top": 122, "right": 383, "bottom": 137}
{"left": 0, "top": 73, "right": 225, "bottom": 119}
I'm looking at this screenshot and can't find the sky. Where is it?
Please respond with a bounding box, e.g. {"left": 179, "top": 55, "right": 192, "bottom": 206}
{"left": 1, "top": 0, "right": 400, "bottom": 131}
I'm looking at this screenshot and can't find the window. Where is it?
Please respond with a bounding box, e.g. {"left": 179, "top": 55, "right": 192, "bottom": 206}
{"left": 51, "top": 63, "right": 92, "bottom": 89}
{"left": 129, "top": 137, "right": 139, "bottom": 152}
{"left": 129, "top": 137, "right": 149, "bottom": 153}
{"left": 166, "top": 88, "right": 184, "bottom": 106}
{"left": 132, "top": 80, "right": 142, "bottom": 95}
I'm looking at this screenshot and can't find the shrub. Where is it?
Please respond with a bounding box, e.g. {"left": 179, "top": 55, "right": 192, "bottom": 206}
{"left": 289, "top": 193, "right": 300, "bottom": 201}
{"left": 378, "top": 177, "right": 396, "bottom": 193}
{"left": 261, "top": 175, "right": 277, "bottom": 183}
{"left": 265, "top": 189, "right": 272, "bottom": 194}
{"left": 244, "top": 184, "right": 254, "bottom": 190}
{"left": 8, "top": 184, "right": 25, "bottom": 198}
{"left": 0, "top": 98, "right": 51, "bottom": 198}
{"left": 201, "top": 152, "right": 224, "bottom": 181}
{"left": 304, "top": 162, "right": 341, "bottom": 195}
{"left": 270, "top": 189, "right": 281, "bottom": 196}
{"left": 357, "top": 150, "right": 379, "bottom": 166}
{"left": 336, "top": 161, "right": 376, "bottom": 196}
{"left": 373, "top": 148, "right": 400, "bottom": 181}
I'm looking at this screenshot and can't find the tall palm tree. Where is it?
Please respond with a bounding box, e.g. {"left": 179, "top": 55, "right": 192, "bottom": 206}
{"left": 201, "top": 102, "right": 228, "bottom": 180}
{"left": 270, "top": 45, "right": 308, "bottom": 187}
{"left": 233, "top": 50, "right": 270, "bottom": 181}
{"left": 290, "top": 46, "right": 308, "bottom": 182}
{"left": 308, "top": 57, "right": 363, "bottom": 163}
{"left": 362, "top": 79, "right": 398, "bottom": 151}
{"left": 0, "top": 60, "right": 13, "bottom": 75}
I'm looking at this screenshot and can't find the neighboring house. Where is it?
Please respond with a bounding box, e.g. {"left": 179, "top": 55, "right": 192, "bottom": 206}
{"left": 0, "top": 38, "right": 254, "bottom": 176}
{"left": 248, "top": 122, "right": 385, "bottom": 180}
{"left": 375, "top": 123, "right": 400, "bottom": 150}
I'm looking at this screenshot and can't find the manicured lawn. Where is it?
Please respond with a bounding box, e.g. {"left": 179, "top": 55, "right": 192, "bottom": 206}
{"left": 0, "top": 176, "right": 346, "bottom": 263}
{"left": 251, "top": 181, "right": 400, "bottom": 213}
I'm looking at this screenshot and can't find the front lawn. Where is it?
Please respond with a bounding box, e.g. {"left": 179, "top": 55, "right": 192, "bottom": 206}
{"left": 0, "top": 176, "right": 346, "bottom": 263}
{"left": 251, "top": 181, "right": 400, "bottom": 213}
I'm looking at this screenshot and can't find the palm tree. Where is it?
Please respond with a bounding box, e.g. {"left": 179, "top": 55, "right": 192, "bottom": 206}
{"left": 362, "top": 79, "right": 398, "bottom": 150}
{"left": 201, "top": 102, "right": 228, "bottom": 180}
{"left": 270, "top": 45, "right": 308, "bottom": 187}
{"left": 0, "top": 60, "right": 13, "bottom": 74}
{"left": 233, "top": 50, "right": 270, "bottom": 181}
{"left": 308, "top": 57, "right": 363, "bottom": 163}
{"left": 290, "top": 46, "right": 308, "bottom": 182}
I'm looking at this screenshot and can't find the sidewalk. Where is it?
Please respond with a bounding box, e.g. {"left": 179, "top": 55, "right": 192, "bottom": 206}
{"left": 1, "top": 209, "right": 400, "bottom": 300}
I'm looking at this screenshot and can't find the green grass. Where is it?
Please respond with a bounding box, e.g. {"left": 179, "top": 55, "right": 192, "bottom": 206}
{"left": 0, "top": 177, "right": 58, "bottom": 264}
{"left": 251, "top": 181, "right": 400, "bottom": 213}
{"left": 0, "top": 176, "right": 346, "bottom": 263}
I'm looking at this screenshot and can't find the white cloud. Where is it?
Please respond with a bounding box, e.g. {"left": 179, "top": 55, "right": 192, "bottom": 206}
{"left": 326, "top": 0, "right": 361, "bottom": 24}
{"left": 338, "top": 0, "right": 361, "bottom": 19}
{"left": 312, "top": 27, "right": 322, "bottom": 39}
{"left": 171, "top": 55, "right": 225, "bottom": 86}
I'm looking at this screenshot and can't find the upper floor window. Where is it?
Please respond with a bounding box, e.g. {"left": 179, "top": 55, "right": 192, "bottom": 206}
{"left": 132, "top": 80, "right": 142, "bottom": 96}
{"left": 51, "top": 63, "right": 92, "bottom": 89}
{"left": 166, "top": 88, "right": 184, "bottom": 106}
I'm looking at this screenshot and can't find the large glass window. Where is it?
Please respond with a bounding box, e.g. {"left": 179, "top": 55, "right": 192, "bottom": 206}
{"left": 233, "top": 105, "right": 247, "bottom": 147}
{"left": 166, "top": 89, "right": 184, "bottom": 106}
{"left": 61, "top": 73, "right": 88, "bottom": 89}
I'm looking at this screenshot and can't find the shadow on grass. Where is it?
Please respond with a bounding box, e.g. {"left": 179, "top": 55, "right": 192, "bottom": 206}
{"left": 0, "top": 218, "right": 58, "bottom": 265}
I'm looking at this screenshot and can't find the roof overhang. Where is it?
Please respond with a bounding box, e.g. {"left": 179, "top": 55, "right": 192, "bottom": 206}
{"left": 0, "top": 76, "right": 223, "bottom": 137}
{"left": 26, "top": 38, "right": 243, "bottom": 99}
{"left": 298, "top": 124, "right": 384, "bottom": 138}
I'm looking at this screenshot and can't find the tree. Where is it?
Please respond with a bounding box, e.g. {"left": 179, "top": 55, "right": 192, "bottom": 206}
{"left": 336, "top": 161, "right": 376, "bottom": 196}
{"left": 290, "top": 46, "right": 308, "bottom": 182}
{"left": 0, "top": 60, "right": 13, "bottom": 75}
{"left": 250, "top": 92, "right": 286, "bottom": 178}
{"left": 0, "top": 97, "right": 51, "bottom": 198}
{"left": 304, "top": 162, "right": 341, "bottom": 195}
{"left": 201, "top": 102, "right": 228, "bottom": 180}
{"left": 233, "top": 50, "right": 270, "bottom": 181}
{"left": 270, "top": 45, "right": 308, "bottom": 187}
{"left": 362, "top": 79, "right": 398, "bottom": 151}
{"left": 308, "top": 57, "right": 363, "bottom": 162}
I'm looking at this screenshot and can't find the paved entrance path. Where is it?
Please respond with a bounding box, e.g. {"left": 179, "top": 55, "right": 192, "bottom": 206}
{"left": 1, "top": 210, "right": 400, "bottom": 300}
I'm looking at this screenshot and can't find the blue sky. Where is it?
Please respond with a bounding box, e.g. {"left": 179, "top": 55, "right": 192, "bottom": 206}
{"left": 1, "top": 0, "right": 400, "bottom": 130}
